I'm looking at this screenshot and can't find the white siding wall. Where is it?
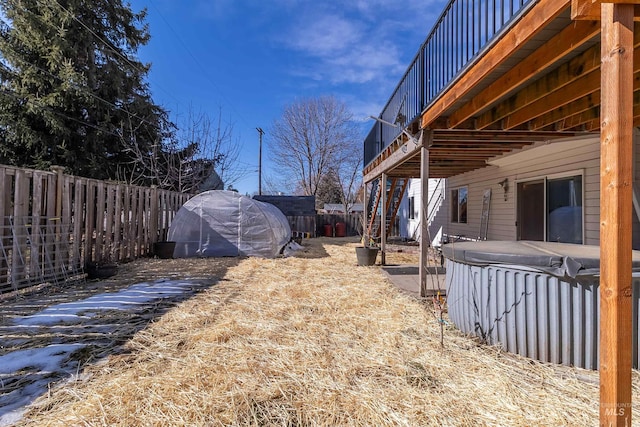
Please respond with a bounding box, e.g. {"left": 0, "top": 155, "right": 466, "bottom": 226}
{"left": 440, "top": 134, "right": 640, "bottom": 247}
{"left": 398, "top": 179, "right": 421, "bottom": 240}
{"left": 398, "top": 178, "right": 445, "bottom": 241}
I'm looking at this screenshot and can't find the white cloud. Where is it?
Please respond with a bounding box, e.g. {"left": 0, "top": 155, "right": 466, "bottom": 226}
{"left": 276, "top": 1, "right": 445, "bottom": 88}
{"left": 283, "top": 13, "right": 407, "bottom": 85}
{"left": 288, "top": 15, "right": 363, "bottom": 56}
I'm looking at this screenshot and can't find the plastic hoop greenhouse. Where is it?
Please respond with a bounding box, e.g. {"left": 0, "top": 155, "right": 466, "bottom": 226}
{"left": 168, "top": 190, "right": 292, "bottom": 258}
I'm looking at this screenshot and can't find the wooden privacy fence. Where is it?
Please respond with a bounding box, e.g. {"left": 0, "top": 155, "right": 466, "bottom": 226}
{"left": 316, "top": 213, "right": 363, "bottom": 237}
{"left": 279, "top": 214, "right": 365, "bottom": 238}
{"left": 0, "top": 164, "right": 190, "bottom": 294}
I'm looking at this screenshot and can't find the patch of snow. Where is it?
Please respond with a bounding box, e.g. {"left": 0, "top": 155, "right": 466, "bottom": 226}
{"left": 1, "top": 278, "right": 206, "bottom": 425}
{"left": 0, "top": 344, "right": 85, "bottom": 426}
{"left": 14, "top": 279, "right": 198, "bottom": 326}
{"left": 0, "top": 343, "right": 85, "bottom": 374}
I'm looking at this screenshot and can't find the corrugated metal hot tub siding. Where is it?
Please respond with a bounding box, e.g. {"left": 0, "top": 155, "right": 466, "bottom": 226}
{"left": 445, "top": 259, "right": 640, "bottom": 370}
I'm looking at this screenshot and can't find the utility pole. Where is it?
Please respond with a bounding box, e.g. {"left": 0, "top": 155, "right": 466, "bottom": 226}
{"left": 256, "top": 127, "right": 264, "bottom": 195}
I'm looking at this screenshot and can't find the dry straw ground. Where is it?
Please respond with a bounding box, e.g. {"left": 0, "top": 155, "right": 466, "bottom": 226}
{"left": 16, "top": 237, "right": 640, "bottom": 426}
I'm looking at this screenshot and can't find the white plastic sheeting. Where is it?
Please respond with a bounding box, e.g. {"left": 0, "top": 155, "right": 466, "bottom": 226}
{"left": 168, "top": 190, "right": 291, "bottom": 258}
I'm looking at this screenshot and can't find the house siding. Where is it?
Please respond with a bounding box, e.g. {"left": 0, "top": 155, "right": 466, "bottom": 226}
{"left": 398, "top": 179, "right": 421, "bottom": 240}
{"left": 399, "top": 178, "right": 445, "bottom": 242}
{"left": 437, "top": 134, "right": 640, "bottom": 248}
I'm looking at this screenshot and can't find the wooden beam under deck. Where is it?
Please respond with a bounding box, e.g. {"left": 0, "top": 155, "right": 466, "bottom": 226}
{"left": 572, "top": 0, "right": 640, "bottom": 20}
{"left": 447, "top": 19, "right": 601, "bottom": 128}
{"left": 474, "top": 41, "right": 604, "bottom": 129}
{"left": 421, "top": 0, "right": 570, "bottom": 130}
{"left": 363, "top": 137, "right": 423, "bottom": 183}
{"left": 529, "top": 92, "right": 600, "bottom": 130}
{"left": 552, "top": 106, "right": 601, "bottom": 130}
{"left": 471, "top": 29, "right": 640, "bottom": 131}
{"left": 364, "top": 126, "right": 585, "bottom": 181}
{"left": 503, "top": 68, "right": 602, "bottom": 129}
{"left": 505, "top": 62, "right": 640, "bottom": 131}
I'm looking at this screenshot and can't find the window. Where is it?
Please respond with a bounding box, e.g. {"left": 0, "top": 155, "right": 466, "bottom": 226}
{"left": 547, "top": 175, "right": 582, "bottom": 244}
{"left": 451, "top": 187, "right": 467, "bottom": 223}
{"left": 517, "top": 172, "right": 583, "bottom": 244}
{"left": 408, "top": 196, "right": 416, "bottom": 219}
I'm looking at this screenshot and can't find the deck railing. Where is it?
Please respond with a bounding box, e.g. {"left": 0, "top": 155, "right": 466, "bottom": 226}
{"left": 364, "top": 0, "right": 535, "bottom": 167}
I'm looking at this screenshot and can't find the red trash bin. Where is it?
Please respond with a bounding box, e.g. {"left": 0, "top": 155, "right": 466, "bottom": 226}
{"left": 323, "top": 224, "right": 334, "bottom": 237}
{"left": 335, "top": 222, "right": 346, "bottom": 237}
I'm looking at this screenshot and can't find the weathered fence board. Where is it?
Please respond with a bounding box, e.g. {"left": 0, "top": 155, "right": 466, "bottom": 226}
{"left": 316, "top": 213, "right": 363, "bottom": 237}
{"left": 0, "top": 164, "right": 191, "bottom": 294}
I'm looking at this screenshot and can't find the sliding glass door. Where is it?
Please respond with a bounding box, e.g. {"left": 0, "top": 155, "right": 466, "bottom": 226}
{"left": 517, "top": 173, "right": 583, "bottom": 244}
{"left": 517, "top": 180, "right": 544, "bottom": 241}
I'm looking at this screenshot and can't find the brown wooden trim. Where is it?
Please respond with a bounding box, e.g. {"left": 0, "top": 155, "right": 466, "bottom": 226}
{"left": 421, "top": 0, "right": 570, "bottom": 129}
{"left": 477, "top": 28, "right": 640, "bottom": 130}
{"left": 572, "top": 0, "right": 640, "bottom": 20}
{"left": 529, "top": 92, "right": 600, "bottom": 130}
{"left": 505, "top": 64, "right": 640, "bottom": 130}
{"left": 363, "top": 137, "right": 423, "bottom": 183}
{"left": 554, "top": 106, "right": 600, "bottom": 130}
{"left": 504, "top": 68, "right": 601, "bottom": 129}
{"left": 475, "top": 41, "right": 603, "bottom": 129}
{"left": 432, "top": 129, "right": 582, "bottom": 140}
{"left": 448, "top": 20, "right": 600, "bottom": 128}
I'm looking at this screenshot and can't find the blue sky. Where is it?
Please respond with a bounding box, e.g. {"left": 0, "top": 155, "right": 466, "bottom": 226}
{"left": 128, "top": 0, "right": 447, "bottom": 195}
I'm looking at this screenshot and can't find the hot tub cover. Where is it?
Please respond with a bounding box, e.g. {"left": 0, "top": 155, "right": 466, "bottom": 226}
{"left": 441, "top": 240, "right": 640, "bottom": 279}
{"left": 168, "top": 190, "right": 291, "bottom": 258}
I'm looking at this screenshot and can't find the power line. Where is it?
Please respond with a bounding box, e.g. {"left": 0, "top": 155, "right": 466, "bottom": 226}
{"left": 44, "top": 0, "right": 249, "bottom": 147}
{"left": 0, "top": 87, "right": 123, "bottom": 139}
{"left": 0, "top": 0, "right": 249, "bottom": 172}
{"left": 0, "top": 47, "right": 164, "bottom": 132}
{"left": 49, "top": 0, "right": 182, "bottom": 107}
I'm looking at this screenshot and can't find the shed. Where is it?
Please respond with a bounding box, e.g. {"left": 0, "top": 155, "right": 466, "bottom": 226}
{"left": 253, "top": 195, "right": 317, "bottom": 237}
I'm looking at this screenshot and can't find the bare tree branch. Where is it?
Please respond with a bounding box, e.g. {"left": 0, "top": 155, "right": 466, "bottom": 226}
{"left": 115, "top": 105, "right": 248, "bottom": 193}
{"left": 269, "top": 96, "right": 360, "bottom": 207}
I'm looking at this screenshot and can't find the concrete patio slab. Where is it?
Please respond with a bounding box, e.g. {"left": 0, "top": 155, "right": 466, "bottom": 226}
{"left": 381, "top": 264, "right": 446, "bottom": 298}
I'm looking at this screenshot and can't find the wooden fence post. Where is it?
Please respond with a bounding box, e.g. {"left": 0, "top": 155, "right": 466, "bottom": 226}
{"left": 12, "top": 169, "right": 28, "bottom": 288}
{"left": 0, "top": 167, "right": 7, "bottom": 285}
{"left": 150, "top": 185, "right": 159, "bottom": 246}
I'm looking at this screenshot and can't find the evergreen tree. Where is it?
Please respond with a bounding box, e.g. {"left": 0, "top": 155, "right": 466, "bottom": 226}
{"left": 0, "top": 0, "right": 172, "bottom": 181}
{"left": 315, "top": 168, "right": 343, "bottom": 209}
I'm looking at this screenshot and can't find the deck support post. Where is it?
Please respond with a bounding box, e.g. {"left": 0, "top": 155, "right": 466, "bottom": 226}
{"left": 362, "top": 180, "right": 368, "bottom": 244}
{"left": 380, "top": 173, "right": 386, "bottom": 265}
{"left": 599, "top": 2, "right": 634, "bottom": 425}
{"left": 419, "top": 134, "right": 431, "bottom": 298}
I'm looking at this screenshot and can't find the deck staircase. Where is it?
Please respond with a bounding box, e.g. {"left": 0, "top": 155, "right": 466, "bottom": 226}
{"left": 366, "top": 177, "right": 409, "bottom": 243}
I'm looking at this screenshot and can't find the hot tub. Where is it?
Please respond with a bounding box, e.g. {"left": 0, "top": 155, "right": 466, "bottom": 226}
{"left": 442, "top": 240, "right": 640, "bottom": 370}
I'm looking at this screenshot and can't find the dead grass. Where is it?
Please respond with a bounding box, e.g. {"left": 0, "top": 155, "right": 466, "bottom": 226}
{"left": 15, "top": 237, "right": 640, "bottom": 426}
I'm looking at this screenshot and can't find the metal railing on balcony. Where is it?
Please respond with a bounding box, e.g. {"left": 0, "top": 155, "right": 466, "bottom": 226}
{"left": 364, "top": 0, "right": 535, "bottom": 168}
